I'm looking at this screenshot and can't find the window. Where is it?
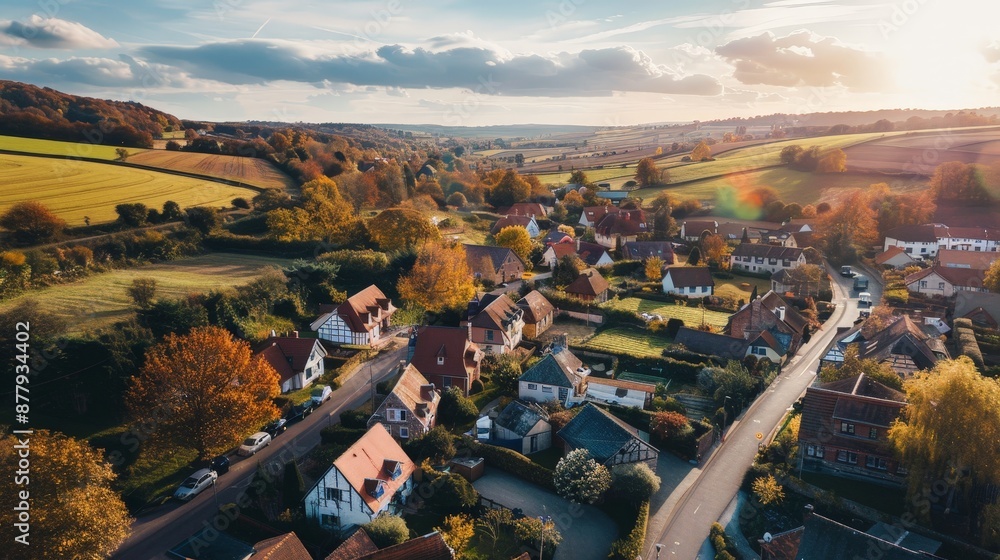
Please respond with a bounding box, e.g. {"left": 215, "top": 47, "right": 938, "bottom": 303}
{"left": 558, "top": 387, "right": 569, "bottom": 401}
{"left": 305, "top": 367, "right": 313, "bottom": 378}
{"left": 701, "top": 286, "right": 709, "bottom": 293}
{"left": 866, "top": 456, "right": 888, "bottom": 470}
{"left": 527, "top": 383, "right": 538, "bottom": 390}
{"left": 919, "top": 281, "right": 927, "bottom": 288}
{"left": 388, "top": 409, "right": 407, "bottom": 422}
{"left": 920, "top": 247, "right": 927, "bottom": 253}
{"left": 437, "top": 356, "right": 445, "bottom": 365}
{"left": 840, "top": 422, "right": 855, "bottom": 435}
{"left": 897, "top": 465, "right": 909, "bottom": 475}
{"left": 399, "top": 427, "right": 409, "bottom": 439}
{"left": 837, "top": 450, "right": 858, "bottom": 464}
{"left": 325, "top": 488, "right": 346, "bottom": 501}
{"left": 905, "top": 247, "right": 913, "bottom": 254}
{"left": 938, "top": 282, "right": 945, "bottom": 290}
{"left": 869, "top": 428, "right": 878, "bottom": 440}
{"left": 542, "top": 386, "right": 553, "bottom": 393}
{"left": 486, "top": 330, "right": 494, "bottom": 341}
{"left": 321, "top": 514, "right": 340, "bottom": 527}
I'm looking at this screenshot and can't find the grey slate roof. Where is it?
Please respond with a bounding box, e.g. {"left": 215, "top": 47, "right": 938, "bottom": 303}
{"left": 673, "top": 327, "right": 747, "bottom": 360}
{"left": 731, "top": 243, "right": 803, "bottom": 261}
{"left": 518, "top": 348, "right": 583, "bottom": 388}
{"left": 795, "top": 513, "right": 934, "bottom": 560}
{"left": 494, "top": 401, "right": 547, "bottom": 437}
{"left": 557, "top": 403, "right": 652, "bottom": 464}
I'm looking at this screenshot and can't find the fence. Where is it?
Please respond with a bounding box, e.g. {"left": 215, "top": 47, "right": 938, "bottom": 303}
{"left": 560, "top": 309, "right": 604, "bottom": 324}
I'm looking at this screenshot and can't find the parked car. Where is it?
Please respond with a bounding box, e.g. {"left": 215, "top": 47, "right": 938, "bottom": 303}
{"left": 238, "top": 432, "right": 272, "bottom": 456}
{"left": 263, "top": 418, "right": 288, "bottom": 438}
{"left": 853, "top": 275, "right": 869, "bottom": 291}
{"left": 858, "top": 292, "right": 872, "bottom": 307}
{"left": 310, "top": 385, "right": 333, "bottom": 406}
{"left": 840, "top": 265, "right": 854, "bottom": 277}
{"left": 173, "top": 468, "right": 217, "bottom": 501}
{"left": 284, "top": 402, "right": 314, "bottom": 424}
{"left": 209, "top": 455, "right": 230, "bottom": 475}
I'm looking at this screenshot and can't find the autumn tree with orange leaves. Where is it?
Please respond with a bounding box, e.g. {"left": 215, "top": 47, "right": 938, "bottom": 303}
{"left": 126, "top": 326, "right": 280, "bottom": 460}
{"left": 813, "top": 189, "right": 879, "bottom": 265}
{"left": 398, "top": 241, "right": 477, "bottom": 313}
{"left": 0, "top": 430, "right": 131, "bottom": 559}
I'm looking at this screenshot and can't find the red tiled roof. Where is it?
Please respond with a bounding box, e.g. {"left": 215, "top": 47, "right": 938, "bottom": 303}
{"left": 332, "top": 424, "right": 415, "bottom": 513}
{"left": 359, "top": 532, "right": 455, "bottom": 560}
{"left": 517, "top": 290, "right": 555, "bottom": 324}
{"left": 566, "top": 268, "right": 609, "bottom": 297}
{"left": 906, "top": 265, "right": 986, "bottom": 289}
{"left": 409, "top": 326, "right": 482, "bottom": 381}
{"left": 253, "top": 532, "right": 312, "bottom": 560}
{"left": 874, "top": 246, "right": 910, "bottom": 265}
{"left": 884, "top": 224, "right": 940, "bottom": 243}
{"left": 594, "top": 209, "right": 647, "bottom": 236}
{"left": 381, "top": 364, "right": 438, "bottom": 423}
{"left": 682, "top": 220, "right": 718, "bottom": 235}
{"left": 255, "top": 336, "right": 325, "bottom": 383}
{"left": 936, "top": 249, "right": 998, "bottom": 270}
{"left": 314, "top": 285, "right": 396, "bottom": 334}
{"left": 326, "top": 529, "right": 378, "bottom": 560}
{"left": 581, "top": 205, "right": 616, "bottom": 223}
{"left": 503, "top": 202, "right": 547, "bottom": 217}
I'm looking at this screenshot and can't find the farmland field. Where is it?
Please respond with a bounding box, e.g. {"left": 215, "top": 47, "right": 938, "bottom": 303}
{"left": 0, "top": 253, "right": 294, "bottom": 334}
{"left": 128, "top": 150, "right": 296, "bottom": 190}
{"left": 632, "top": 167, "right": 929, "bottom": 204}
{"left": 602, "top": 297, "right": 731, "bottom": 329}
{"left": 0, "top": 153, "right": 259, "bottom": 225}
{"left": 582, "top": 326, "right": 673, "bottom": 358}
{"left": 843, "top": 126, "right": 1000, "bottom": 173}
{"left": 0, "top": 135, "right": 147, "bottom": 160}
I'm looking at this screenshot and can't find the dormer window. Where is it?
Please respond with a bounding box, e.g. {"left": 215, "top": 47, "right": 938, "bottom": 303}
{"left": 384, "top": 460, "right": 403, "bottom": 480}
{"left": 437, "top": 356, "right": 445, "bottom": 365}
{"left": 364, "top": 478, "right": 385, "bottom": 499}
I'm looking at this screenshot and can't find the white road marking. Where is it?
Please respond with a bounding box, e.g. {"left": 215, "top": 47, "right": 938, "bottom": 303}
{"left": 693, "top": 504, "right": 701, "bottom": 514}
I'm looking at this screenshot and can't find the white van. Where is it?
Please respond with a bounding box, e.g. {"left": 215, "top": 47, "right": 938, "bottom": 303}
{"left": 858, "top": 292, "right": 872, "bottom": 307}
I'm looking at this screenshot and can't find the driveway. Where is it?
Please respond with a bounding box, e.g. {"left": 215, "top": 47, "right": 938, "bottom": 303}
{"left": 473, "top": 469, "right": 618, "bottom": 560}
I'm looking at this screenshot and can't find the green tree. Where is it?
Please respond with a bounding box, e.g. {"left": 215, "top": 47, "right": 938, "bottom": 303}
{"left": 115, "top": 203, "right": 149, "bottom": 227}
{"left": 406, "top": 426, "right": 457, "bottom": 465}
{"left": 554, "top": 448, "right": 611, "bottom": 504}
{"left": 115, "top": 147, "right": 129, "bottom": 161}
{"left": 364, "top": 515, "right": 409, "bottom": 548}
{"left": 889, "top": 357, "right": 1000, "bottom": 526}
{"left": 779, "top": 145, "right": 803, "bottom": 165}
{"left": 482, "top": 353, "right": 522, "bottom": 395}
{"left": 568, "top": 170, "right": 589, "bottom": 186}
{"left": 486, "top": 169, "right": 531, "bottom": 208}
{"left": 552, "top": 254, "right": 584, "bottom": 286}
{"left": 0, "top": 430, "right": 132, "bottom": 559}
{"left": 127, "top": 277, "right": 157, "bottom": 309}
{"left": 185, "top": 206, "right": 220, "bottom": 234}
{"left": 0, "top": 201, "right": 67, "bottom": 244}
{"left": 438, "top": 386, "right": 479, "bottom": 425}
{"left": 752, "top": 474, "right": 785, "bottom": 505}
{"left": 494, "top": 225, "right": 533, "bottom": 265}
{"left": 611, "top": 462, "right": 661, "bottom": 503}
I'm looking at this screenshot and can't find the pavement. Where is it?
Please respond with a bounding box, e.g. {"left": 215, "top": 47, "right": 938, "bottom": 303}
{"left": 472, "top": 469, "right": 618, "bottom": 560}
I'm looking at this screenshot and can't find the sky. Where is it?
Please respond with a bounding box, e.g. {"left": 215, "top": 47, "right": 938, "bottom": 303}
{"left": 1, "top": 0, "right": 999, "bottom": 126}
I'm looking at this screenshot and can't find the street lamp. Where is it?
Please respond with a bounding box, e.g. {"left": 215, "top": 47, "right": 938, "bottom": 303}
{"left": 539, "top": 513, "right": 552, "bottom": 560}
{"left": 722, "top": 395, "right": 732, "bottom": 441}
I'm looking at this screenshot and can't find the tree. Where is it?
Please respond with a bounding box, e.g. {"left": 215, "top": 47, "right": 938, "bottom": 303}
{"left": 554, "top": 448, "right": 611, "bottom": 504}
{"left": 557, "top": 224, "right": 575, "bottom": 237}
{"left": 813, "top": 190, "right": 878, "bottom": 265}
{"left": 645, "top": 256, "right": 664, "bottom": 281}
{"left": 127, "top": 277, "right": 157, "bottom": 309}
{"left": 477, "top": 508, "right": 515, "bottom": 548}
{"left": 635, "top": 158, "right": 661, "bottom": 187}
{"left": 611, "top": 462, "right": 662, "bottom": 504}
{"left": 568, "top": 170, "right": 589, "bottom": 185}
{"left": 486, "top": 169, "right": 531, "bottom": 208}
{"left": 482, "top": 353, "right": 521, "bottom": 395}
{"left": 446, "top": 192, "right": 467, "bottom": 207}
{"left": 985, "top": 260, "right": 1000, "bottom": 293}
{"left": 252, "top": 189, "right": 292, "bottom": 213}
{"left": 929, "top": 161, "right": 989, "bottom": 203}
{"left": 650, "top": 411, "right": 690, "bottom": 440}
{"left": 889, "top": 357, "right": 1000, "bottom": 526}
{"left": 0, "top": 201, "right": 67, "bottom": 244}
{"left": 369, "top": 208, "right": 441, "bottom": 252}
{"left": 115, "top": 203, "right": 149, "bottom": 227}
{"left": 513, "top": 515, "right": 562, "bottom": 553}
{"left": 494, "top": 225, "right": 533, "bottom": 264}
{"left": 267, "top": 177, "right": 356, "bottom": 243}
{"left": 701, "top": 234, "right": 729, "bottom": 267}
{"left": 816, "top": 148, "right": 847, "bottom": 173}
{"left": 364, "top": 515, "right": 409, "bottom": 548}
{"left": 407, "top": 425, "right": 457, "bottom": 464}
{"left": 185, "top": 206, "right": 220, "bottom": 234}
{"left": 688, "top": 246, "right": 702, "bottom": 266}
{"left": 398, "top": 241, "right": 476, "bottom": 313}
{"left": 435, "top": 514, "right": 475, "bottom": 558}
{"left": 779, "top": 145, "right": 803, "bottom": 165}
{"left": 860, "top": 306, "right": 895, "bottom": 338}
{"left": 115, "top": 147, "right": 129, "bottom": 161}
{"left": 552, "top": 254, "right": 584, "bottom": 286}
{"left": 438, "top": 386, "right": 479, "bottom": 425}
{"left": 125, "top": 326, "right": 280, "bottom": 459}
{"left": 752, "top": 474, "right": 785, "bottom": 505}
{"left": 0, "top": 430, "right": 131, "bottom": 558}
{"left": 691, "top": 141, "right": 712, "bottom": 161}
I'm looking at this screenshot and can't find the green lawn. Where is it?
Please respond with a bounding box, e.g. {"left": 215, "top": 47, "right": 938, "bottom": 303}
{"left": 602, "top": 297, "right": 731, "bottom": 329}
{"left": 582, "top": 326, "right": 672, "bottom": 358}
{"left": 714, "top": 274, "right": 774, "bottom": 303}
{"left": 0, "top": 134, "right": 148, "bottom": 160}
{"left": 0, "top": 252, "right": 294, "bottom": 334}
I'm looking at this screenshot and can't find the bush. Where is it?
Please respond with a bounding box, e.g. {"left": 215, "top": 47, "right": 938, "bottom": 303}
{"left": 319, "top": 425, "right": 366, "bottom": 446}
{"left": 666, "top": 317, "right": 684, "bottom": 338}
{"left": 611, "top": 463, "right": 661, "bottom": 503}
{"left": 422, "top": 469, "right": 479, "bottom": 513}
{"left": 232, "top": 197, "right": 251, "bottom": 209}
{"left": 607, "top": 501, "right": 649, "bottom": 560}
{"left": 469, "top": 378, "right": 485, "bottom": 394}
{"left": 459, "top": 436, "right": 555, "bottom": 490}
{"left": 364, "top": 515, "right": 409, "bottom": 548}
{"left": 405, "top": 426, "right": 457, "bottom": 465}
{"left": 554, "top": 449, "right": 611, "bottom": 504}
{"left": 439, "top": 387, "right": 479, "bottom": 425}
{"left": 339, "top": 408, "right": 370, "bottom": 429}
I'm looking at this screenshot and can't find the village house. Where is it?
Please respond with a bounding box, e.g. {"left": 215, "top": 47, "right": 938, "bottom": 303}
{"left": 501, "top": 202, "right": 550, "bottom": 218}
{"left": 661, "top": 266, "right": 715, "bottom": 296}
{"left": 904, "top": 265, "right": 987, "bottom": 297}
{"left": 490, "top": 400, "right": 552, "bottom": 455}
{"left": 935, "top": 248, "right": 998, "bottom": 270}
{"left": 818, "top": 315, "right": 947, "bottom": 378}
{"left": 541, "top": 228, "right": 573, "bottom": 247}
{"left": 798, "top": 374, "right": 908, "bottom": 485}
{"left": 490, "top": 214, "right": 540, "bottom": 238}
{"left": 565, "top": 268, "right": 610, "bottom": 302}
{"left": 729, "top": 243, "right": 806, "bottom": 275}
{"left": 579, "top": 205, "right": 618, "bottom": 227}
{"left": 594, "top": 209, "right": 648, "bottom": 249}
{"left": 312, "top": 285, "right": 396, "bottom": 346}
{"left": 255, "top": 332, "right": 327, "bottom": 394}
{"left": 463, "top": 244, "right": 525, "bottom": 285}
{"left": 368, "top": 364, "right": 439, "bottom": 441}
{"left": 518, "top": 345, "right": 590, "bottom": 407}
{"left": 873, "top": 246, "right": 917, "bottom": 269}
{"left": 304, "top": 424, "right": 415, "bottom": 532}
{"left": 882, "top": 224, "right": 944, "bottom": 258}
{"left": 679, "top": 220, "right": 719, "bottom": 241}
{"left": 463, "top": 294, "right": 525, "bottom": 354}
{"left": 726, "top": 290, "right": 810, "bottom": 356}
{"left": 516, "top": 290, "right": 555, "bottom": 339}
{"left": 408, "top": 326, "right": 483, "bottom": 395}
{"left": 558, "top": 403, "right": 658, "bottom": 469}
{"left": 540, "top": 240, "right": 614, "bottom": 268}
{"left": 937, "top": 225, "right": 1000, "bottom": 252}
{"left": 585, "top": 377, "right": 656, "bottom": 409}
{"left": 770, "top": 268, "right": 821, "bottom": 298}
{"left": 954, "top": 291, "right": 1000, "bottom": 328}
{"left": 621, "top": 241, "right": 675, "bottom": 264}
{"left": 253, "top": 532, "right": 313, "bottom": 560}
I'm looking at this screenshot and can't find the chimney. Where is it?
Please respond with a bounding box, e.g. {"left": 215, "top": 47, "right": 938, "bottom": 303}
{"left": 292, "top": 330, "right": 299, "bottom": 338}
{"left": 776, "top": 306, "right": 785, "bottom": 321}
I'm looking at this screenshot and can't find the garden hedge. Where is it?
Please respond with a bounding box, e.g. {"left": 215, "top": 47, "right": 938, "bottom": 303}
{"left": 607, "top": 500, "right": 649, "bottom": 560}
{"left": 459, "top": 436, "right": 556, "bottom": 491}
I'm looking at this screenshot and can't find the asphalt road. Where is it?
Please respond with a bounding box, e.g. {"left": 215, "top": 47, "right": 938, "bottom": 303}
{"left": 111, "top": 344, "right": 407, "bottom": 560}
{"left": 645, "top": 265, "right": 879, "bottom": 559}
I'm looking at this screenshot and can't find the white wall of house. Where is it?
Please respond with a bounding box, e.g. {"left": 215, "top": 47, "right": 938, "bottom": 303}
{"left": 585, "top": 384, "right": 649, "bottom": 409}
{"left": 519, "top": 381, "right": 586, "bottom": 408}
{"left": 907, "top": 272, "right": 953, "bottom": 297}
{"left": 494, "top": 422, "right": 552, "bottom": 454}
{"left": 729, "top": 254, "right": 805, "bottom": 275}
{"left": 883, "top": 237, "right": 938, "bottom": 258}
{"left": 746, "top": 344, "right": 783, "bottom": 364}
{"left": 938, "top": 237, "right": 999, "bottom": 252}
{"left": 595, "top": 233, "right": 639, "bottom": 249}
{"left": 279, "top": 344, "right": 326, "bottom": 393}
{"left": 304, "top": 467, "right": 413, "bottom": 532}
{"left": 662, "top": 275, "right": 713, "bottom": 296}
{"left": 540, "top": 246, "right": 561, "bottom": 268}
{"left": 525, "top": 220, "right": 541, "bottom": 238}
{"left": 881, "top": 253, "right": 916, "bottom": 269}
{"left": 316, "top": 314, "right": 375, "bottom": 345}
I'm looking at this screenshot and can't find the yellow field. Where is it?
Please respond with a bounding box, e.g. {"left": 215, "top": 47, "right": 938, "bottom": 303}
{"left": 128, "top": 150, "right": 295, "bottom": 190}
{"left": 0, "top": 135, "right": 147, "bottom": 160}
{"left": 0, "top": 153, "right": 259, "bottom": 225}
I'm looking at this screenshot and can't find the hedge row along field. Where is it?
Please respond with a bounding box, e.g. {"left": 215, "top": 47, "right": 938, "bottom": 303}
{"left": 0, "top": 153, "right": 259, "bottom": 225}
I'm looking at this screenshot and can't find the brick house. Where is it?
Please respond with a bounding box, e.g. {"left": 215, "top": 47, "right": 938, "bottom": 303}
{"left": 517, "top": 290, "right": 555, "bottom": 339}
{"left": 463, "top": 244, "right": 525, "bottom": 285}
{"left": 565, "top": 268, "right": 610, "bottom": 302}
{"left": 462, "top": 294, "right": 525, "bottom": 354}
{"left": 726, "top": 290, "right": 809, "bottom": 356}
{"left": 408, "top": 326, "right": 483, "bottom": 395}
{"left": 368, "top": 364, "right": 439, "bottom": 441}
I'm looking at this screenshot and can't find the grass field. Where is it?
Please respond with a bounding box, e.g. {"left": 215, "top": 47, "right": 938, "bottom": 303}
{"left": 0, "top": 253, "right": 294, "bottom": 334}
{"left": 582, "top": 326, "right": 672, "bottom": 358}
{"left": 0, "top": 153, "right": 259, "bottom": 225}
{"left": 0, "top": 135, "right": 148, "bottom": 160}
{"left": 714, "top": 274, "right": 773, "bottom": 302}
{"left": 128, "top": 150, "right": 296, "bottom": 190}
{"left": 602, "top": 297, "right": 732, "bottom": 329}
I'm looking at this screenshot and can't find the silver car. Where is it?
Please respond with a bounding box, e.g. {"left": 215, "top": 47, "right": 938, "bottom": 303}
{"left": 238, "top": 431, "right": 272, "bottom": 456}
{"left": 174, "top": 468, "right": 217, "bottom": 501}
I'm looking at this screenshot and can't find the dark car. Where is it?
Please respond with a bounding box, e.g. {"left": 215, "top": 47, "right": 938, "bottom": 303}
{"left": 284, "top": 402, "right": 315, "bottom": 424}
{"left": 263, "top": 418, "right": 288, "bottom": 437}
{"left": 210, "top": 455, "right": 230, "bottom": 475}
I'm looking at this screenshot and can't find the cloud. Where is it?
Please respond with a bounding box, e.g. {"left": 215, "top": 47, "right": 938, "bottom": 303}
{"left": 0, "top": 53, "right": 192, "bottom": 89}
{"left": 139, "top": 39, "right": 722, "bottom": 97}
{"left": 716, "top": 30, "right": 889, "bottom": 91}
{"left": 984, "top": 42, "right": 1000, "bottom": 64}
{"left": 0, "top": 16, "right": 118, "bottom": 49}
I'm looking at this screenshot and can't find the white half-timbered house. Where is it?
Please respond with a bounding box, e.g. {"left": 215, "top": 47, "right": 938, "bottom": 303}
{"left": 312, "top": 285, "right": 396, "bottom": 346}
